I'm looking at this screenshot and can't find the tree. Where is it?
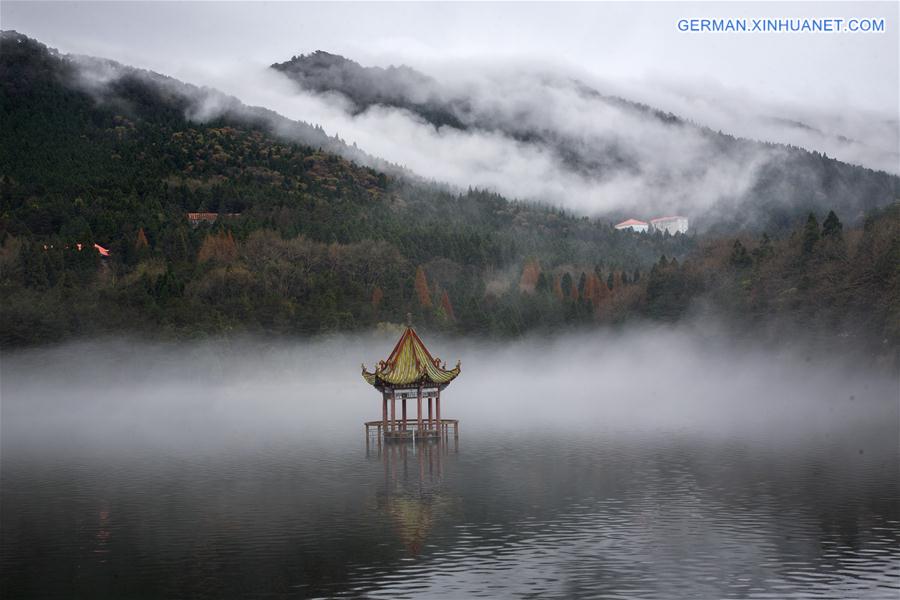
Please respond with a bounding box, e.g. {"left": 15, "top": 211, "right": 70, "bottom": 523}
{"left": 371, "top": 286, "right": 384, "bottom": 311}
{"left": 519, "top": 258, "right": 541, "bottom": 293}
{"left": 135, "top": 227, "right": 149, "bottom": 251}
{"left": 561, "top": 272, "right": 574, "bottom": 301}
{"left": 802, "top": 212, "right": 820, "bottom": 254}
{"left": 414, "top": 266, "right": 432, "bottom": 308}
{"left": 590, "top": 272, "right": 608, "bottom": 308}
{"left": 730, "top": 239, "right": 752, "bottom": 268}
{"left": 197, "top": 230, "right": 238, "bottom": 264}
{"left": 553, "top": 274, "right": 564, "bottom": 301}
{"left": 535, "top": 272, "right": 549, "bottom": 294}
{"left": 440, "top": 290, "right": 455, "bottom": 321}
{"left": 821, "top": 210, "right": 843, "bottom": 238}
{"left": 753, "top": 233, "right": 774, "bottom": 263}
{"left": 819, "top": 210, "right": 846, "bottom": 260}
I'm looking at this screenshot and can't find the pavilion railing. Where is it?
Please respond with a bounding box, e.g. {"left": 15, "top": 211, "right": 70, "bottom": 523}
{"left": 364, "top": 418, "right": 459, "bottom": 441}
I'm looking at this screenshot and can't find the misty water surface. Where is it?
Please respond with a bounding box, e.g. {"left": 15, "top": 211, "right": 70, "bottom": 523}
{"left": 2, "top": 328, "right": 898, "bottom": 599}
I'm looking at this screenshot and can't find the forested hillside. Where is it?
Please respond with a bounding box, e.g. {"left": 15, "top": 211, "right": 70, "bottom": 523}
{"left": 1, "top": 32, "right": 897, "bottom": 357}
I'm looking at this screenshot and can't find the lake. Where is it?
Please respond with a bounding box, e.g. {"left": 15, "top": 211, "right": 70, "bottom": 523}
{"left": 2, "top": 331, "right": 898, "bottom": 598}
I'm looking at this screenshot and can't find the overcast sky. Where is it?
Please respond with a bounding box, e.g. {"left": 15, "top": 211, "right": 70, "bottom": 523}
{"left": 3, "top": 1, "right": 897, "bottom": 114}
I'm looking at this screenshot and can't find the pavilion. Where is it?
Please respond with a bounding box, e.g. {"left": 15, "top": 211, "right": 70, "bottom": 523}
{"left": 362, "top": 325, "right": 460, "bottom": 442}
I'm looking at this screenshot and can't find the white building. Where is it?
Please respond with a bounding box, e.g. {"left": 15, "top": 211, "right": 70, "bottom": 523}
{"left": 614, "top": 218, "right": 649, "bottom": 233}
{"left": 650, "top": 216, "right": 689, "bottom": 235}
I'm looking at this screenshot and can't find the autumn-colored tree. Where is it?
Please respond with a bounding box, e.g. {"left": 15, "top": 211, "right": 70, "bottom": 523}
{"left": 519, "top": 258, "right": 541, "bottom": 293}
{"left": 440, "top": 290, "right": 455, "bottom": 320}
{"left": 135, "top": 227, "right": 149, "bottom": 251}
{"left": 570, "top": 275, "right": 580, "bottom": 301}
{"left": 414, "top": 266, "right": 432, "bottom": 308}
{"left": 197, "top": 230, "right": 238, "bottom": 264}
{"left": 583, "top": 271, "right": 602, "bottom": 309}
{"left": 371, "top": 286, "right": 384, "bottom": 311}
{"left": 553, "top": 274, "right": 564, "bottom": 301}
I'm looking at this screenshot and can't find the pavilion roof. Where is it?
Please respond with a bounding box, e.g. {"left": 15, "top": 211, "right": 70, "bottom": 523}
{"left": 362, "top": 326, "right": 460, "bottom": 388}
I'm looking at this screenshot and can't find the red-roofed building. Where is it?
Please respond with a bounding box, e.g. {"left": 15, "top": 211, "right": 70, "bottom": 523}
{"left": 614, "top": 218, "right": 649, "bottom": 233}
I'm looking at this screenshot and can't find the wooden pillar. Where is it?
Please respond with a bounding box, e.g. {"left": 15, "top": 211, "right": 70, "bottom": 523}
{"left": 436, "top": 389, "right": 442, "bottom": 434}
{"left": 417, "top": 386, "right": 423, "bottom": 435}
{"left": 382, "top": 392, "right": 388, "bottom": 437}
{"left": 428, "top": 396, "right": 433, "bottom": 431}
{"left": 390, "top": 391, "right": 396, "bottom": 432}
{"left": 402, "top": 395, "right": 407, "bottom": 431}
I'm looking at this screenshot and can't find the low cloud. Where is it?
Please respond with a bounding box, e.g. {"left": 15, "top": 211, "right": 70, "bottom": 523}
{"left": 63, "top": 48, "right": 897, "bottom": 228}
{"left": 162, "top": 60, "right": 780, "bottom": 220}
{"left": 609, "top": 75, "right": 900, "bottom": 176}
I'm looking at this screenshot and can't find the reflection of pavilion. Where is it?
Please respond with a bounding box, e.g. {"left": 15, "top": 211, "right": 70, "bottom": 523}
{"left": 362, "top": 325, "right": 460, "bottom": 442}
{"left": 370, "top": 440, "right": 458, "bottom": 556}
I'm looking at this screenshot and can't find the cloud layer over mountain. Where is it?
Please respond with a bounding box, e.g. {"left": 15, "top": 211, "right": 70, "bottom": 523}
{"left": 6, "top": 0, "right": 896, "bottom": 226}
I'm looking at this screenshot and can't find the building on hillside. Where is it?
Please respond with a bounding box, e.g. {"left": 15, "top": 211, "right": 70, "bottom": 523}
{"left": 362, "top": 323, "right": 461, "bottom": 442}
{"left": 186, "top": 212, "right": 241, "bottom": 227}
{"left": 186, "top": 212, "right": 219, "bottom": 226}
{"left": 614, "top": 218, "right": 649, "bottom": 233}
{"left": 650, "top": 216, "right": 689, "bottom": 235}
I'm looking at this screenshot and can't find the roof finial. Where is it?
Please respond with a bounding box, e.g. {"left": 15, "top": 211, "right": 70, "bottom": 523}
{"left": 406, "top": 312, "right": 413, "bottom": 327}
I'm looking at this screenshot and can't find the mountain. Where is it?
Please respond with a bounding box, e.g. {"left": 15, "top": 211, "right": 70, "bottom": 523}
{"left": 271, "top": 52, "right": 899, "bottom": 233}
{"left": 1, "top": 32, "right": 897, "bottom": 355}
{"left": 272, "top": 51, "right": 465, "bottom": 129}
{"left": 0, "top": 31, "right": 694, "bottom": 343}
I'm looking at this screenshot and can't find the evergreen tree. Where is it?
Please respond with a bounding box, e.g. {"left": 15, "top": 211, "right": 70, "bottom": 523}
{"left": 802, "top": 212, "right": 820, "bottom": 254}
{"left": 753, "top": 233, "right": 774, "bottom": 262}
{"left": 821, "top": 210, "right": 843, "bottom": 238}
{"left": 730, "top": 240, "right": 752, "bottom": 268}
{"left": 561, "top": 272, "right": 574, "bottom": 300}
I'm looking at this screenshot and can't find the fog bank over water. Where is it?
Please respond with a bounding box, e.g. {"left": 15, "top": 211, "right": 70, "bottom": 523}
{"left": 3, "top": 326, "right": 896, "bottom": 453}
{"left": 3, "top": 327, "right": 899, "bottom": 599}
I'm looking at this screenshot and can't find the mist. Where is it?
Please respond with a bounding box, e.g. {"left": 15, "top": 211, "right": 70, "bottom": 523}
{"left": 5, "top": 329, "right": 897, "bottom": 598}
{"left": 609, "top": 76, "right": 900, "bottom": 176}
{"left": 6, "top": 1, "right": 896, "bottom": 223}
{"left": 158, "top": 59, "right": 796, "bottom": 218}
{"left": 4, "top": 326, "right": 896, "bottom": 456}
{"left": 58, "top": 48, "right": 896, "bottom": 227}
